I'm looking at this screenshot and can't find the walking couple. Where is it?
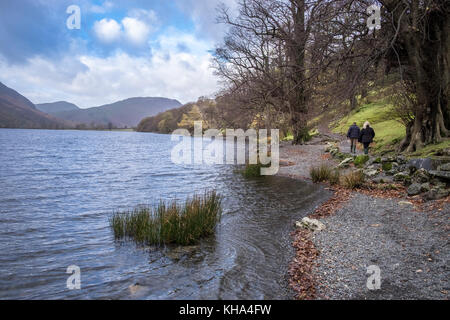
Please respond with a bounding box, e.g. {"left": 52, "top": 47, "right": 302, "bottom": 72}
{"left": 347, "top": 121, "right": 376, "bottom": 155}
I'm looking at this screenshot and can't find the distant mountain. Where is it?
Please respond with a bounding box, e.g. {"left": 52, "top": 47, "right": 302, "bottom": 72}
{"left": 36, "top": 101, "right": 80, "bottom": 114}
{"left": 50, "top": 97, "right": 182, "bottom": 128}
{"left": 0, "top": 82, "right": 66, "bottom": 129}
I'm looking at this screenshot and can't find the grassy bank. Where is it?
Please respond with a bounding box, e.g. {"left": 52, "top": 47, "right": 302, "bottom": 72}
{"left": 332, "top": 98, "right": 405, "bottom": 154}
{"left": 110, "top": 191, "right": 222, "bottom": 246}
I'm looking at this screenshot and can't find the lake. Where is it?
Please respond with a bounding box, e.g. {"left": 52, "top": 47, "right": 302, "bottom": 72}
{"left": 0, "top": 129, "right": 328, "bottom": 299}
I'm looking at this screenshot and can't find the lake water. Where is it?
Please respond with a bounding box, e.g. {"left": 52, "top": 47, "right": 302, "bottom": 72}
{"left": 0, "top": 129, "right": 329, "bottom": 300}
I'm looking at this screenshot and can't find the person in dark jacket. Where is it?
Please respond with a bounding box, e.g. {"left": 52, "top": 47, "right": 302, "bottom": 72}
{"left": 359, "top": 121, "right": 376, "bottom": 155}
{"left": 347, "top": 122, "right": 361, "bottom": 154}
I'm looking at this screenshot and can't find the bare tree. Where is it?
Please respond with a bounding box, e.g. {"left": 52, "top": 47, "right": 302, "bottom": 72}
{"left": 380, "top": 0, "right": 449, "bottom": 151}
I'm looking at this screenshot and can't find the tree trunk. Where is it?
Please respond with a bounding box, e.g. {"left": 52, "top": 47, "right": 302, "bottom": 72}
{"left": 396, "top": 3, "right": 449, "bottom": 152}
{"left": 289, "top": 0, "right": 308, "bottom": 145}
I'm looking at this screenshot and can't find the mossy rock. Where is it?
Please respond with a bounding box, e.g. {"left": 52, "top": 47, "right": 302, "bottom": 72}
{"left": 354, "top": 155, "right": 370, "bottom": 167}
{"left": 382, "top": 162, "right": 393, "bottom": 171}
{"left": 373, "top": 157, "right": 382, "bottom": 164}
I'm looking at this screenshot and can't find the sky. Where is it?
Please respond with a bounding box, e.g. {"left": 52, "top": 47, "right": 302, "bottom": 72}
{"left": 0, "top": 0, "right": 237, "bottom": 107}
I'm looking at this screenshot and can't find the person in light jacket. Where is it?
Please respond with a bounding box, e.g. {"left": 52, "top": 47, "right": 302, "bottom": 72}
{"left": 359, "top": 121, "right": 375, "bottom": 155}
{"left": 347, "top": 122, "right": 361, "bottom": 154}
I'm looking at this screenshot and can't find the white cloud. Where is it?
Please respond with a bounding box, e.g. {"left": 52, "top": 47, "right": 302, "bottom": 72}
{"left": 0, "top": 32, "right": 219, "bottom": 107}
{"left": 93, "top": 19, "right": 122, "bottom": 43}
{"left": 122, "top": 17, "right": 151, "bottom": 46}
{"left": 93, "top": 10, "right": 157, "bottom": 46}
{"left": 89, "top": 1, "right": 114, "bottom": 14}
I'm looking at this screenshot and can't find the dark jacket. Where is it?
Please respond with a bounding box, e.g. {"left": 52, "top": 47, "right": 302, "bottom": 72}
{"left": 347, "top": 124, "right": 361, "bottom": 139}
{"left": 359, "top": 126, "right": 375, "bottom": 144}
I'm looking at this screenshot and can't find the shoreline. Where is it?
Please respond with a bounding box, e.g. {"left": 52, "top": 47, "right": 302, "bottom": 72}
{"left": 278, "top": 138, "right": 450, "bottom": 300}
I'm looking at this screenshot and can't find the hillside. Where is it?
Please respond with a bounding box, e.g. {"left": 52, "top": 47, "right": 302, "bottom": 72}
{"left": 0, "top": 82, "right": 66, "bottom": 129}
{"left": 36, "top": 101, "right": 80, "bottom": 114}
{"left": 137, "top": 97, "right": 258, "bottom": 134}
{"left": 52, "top": 97, "right": 182, "bottom": 128}
{"left": 323, "top": 90, "right": 449, "bottom": 157}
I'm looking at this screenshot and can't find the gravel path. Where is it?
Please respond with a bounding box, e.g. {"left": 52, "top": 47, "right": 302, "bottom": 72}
{"left": 278, "top": 135, "right": 449, "bottom": 300}
{"left": 312, "top": 193, "right": 450, "bottom": 300}
{"left": 278, "top": 141, "right": 335, "bottom": 179}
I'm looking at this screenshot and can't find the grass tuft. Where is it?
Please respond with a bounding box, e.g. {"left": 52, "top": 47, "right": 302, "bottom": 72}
{"left": 329, "top": 169, "right": 341, "bottom": 185}
{"left": 310, "top": 164, "right": 333, "bottom": 183}
{"left": 110, "top": 191, "right": 222, "bottom": 246}
{"left": 341, "top": 170, "right": 365, "bottom": 189}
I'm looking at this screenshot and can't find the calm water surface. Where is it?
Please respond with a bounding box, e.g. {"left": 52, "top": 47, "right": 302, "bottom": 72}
{"left": 0, "top": 129, "right": 329, "bottom": 299}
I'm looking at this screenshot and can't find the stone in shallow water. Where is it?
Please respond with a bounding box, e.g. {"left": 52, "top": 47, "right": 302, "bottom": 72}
{"left": 296, "top": 217, "right": 326, "bottom": 232}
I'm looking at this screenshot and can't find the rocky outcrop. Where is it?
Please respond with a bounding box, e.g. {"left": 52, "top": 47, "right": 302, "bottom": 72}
{"left": 323, "top": 143, "right": 448, "bottom": 201}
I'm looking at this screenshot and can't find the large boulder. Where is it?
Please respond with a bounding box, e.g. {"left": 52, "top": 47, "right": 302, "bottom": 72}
{"left": 439, "top": 163, "right": 450, "bottom": 171}
{"left": 429, "top": 170, "right": 450, "bottom": 181}
{"left": 296, "top": 217, "right": 326, "bottom": 232}
{"left": 408, "top": 158, "right": 434, "bottom": 171}
{"left": 407, "top": 183, "right": 422, "bottom": 196}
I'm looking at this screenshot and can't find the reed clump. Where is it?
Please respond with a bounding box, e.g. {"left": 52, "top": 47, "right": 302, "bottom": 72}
{"left": 110, "top": 191, "right": 222, "bottom": 246}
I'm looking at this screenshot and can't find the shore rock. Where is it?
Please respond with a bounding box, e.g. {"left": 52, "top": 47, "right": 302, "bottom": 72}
{"left": 439, "top": 163, "right": 450, "bottom": 171}
{"left": 424, "top": 187, "right": 449, "bottom": 201}
{"left": 407, "top": 183, "right": 422, "bottom": 196}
